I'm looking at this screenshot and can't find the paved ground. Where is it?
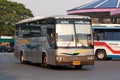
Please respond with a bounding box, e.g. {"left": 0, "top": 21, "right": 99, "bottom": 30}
{"left": 0, "top": 53, "right": 120, "bottom": 80}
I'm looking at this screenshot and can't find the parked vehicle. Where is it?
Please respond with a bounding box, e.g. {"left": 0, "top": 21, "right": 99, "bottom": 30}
{"left": 4, "top": 46, "right": 14, "bottom": 52}
{"left": 14, "top": 15, "right": 94, "bottom": 69}
{"left": 0, "top": 46, "right": 5, "bottom": 52}
{"left": 0, "top": 44, "right": 14, "bottom": 52}
{"left": 93, "top": 24, "right": 120, "bottom": 60}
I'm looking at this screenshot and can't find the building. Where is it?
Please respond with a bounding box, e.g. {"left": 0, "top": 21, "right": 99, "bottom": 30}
{"left": 67, "top": 0, "right": 120, "bottom": 24}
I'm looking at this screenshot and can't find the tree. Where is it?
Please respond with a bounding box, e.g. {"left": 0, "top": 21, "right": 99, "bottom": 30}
{"left": 0, "top": 0, "right": 34, "bottom": 36}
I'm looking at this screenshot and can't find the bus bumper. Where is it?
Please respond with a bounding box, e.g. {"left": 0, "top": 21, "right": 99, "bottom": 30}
{"left": 56, "top": 55, "right": 94, "bottom": 66}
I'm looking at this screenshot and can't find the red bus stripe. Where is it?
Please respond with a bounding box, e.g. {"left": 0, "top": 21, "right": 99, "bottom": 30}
{"left": 94, "top": 42, "right": 120, "bottom": 54}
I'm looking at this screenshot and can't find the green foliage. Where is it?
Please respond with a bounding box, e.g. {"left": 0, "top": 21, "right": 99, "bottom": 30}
{"left": 0, "top": 0, "right": 33, "bottom": 36}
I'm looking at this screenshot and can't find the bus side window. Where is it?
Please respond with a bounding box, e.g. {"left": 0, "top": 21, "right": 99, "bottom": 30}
{"left": 15, "top": 30, "right": 18, "bottom": 36}
{"left": 97, "top": 33, "right": 100, "bottom": 41}
{"left": 23, "top": 34, "right": 30, "bottom": 37}
{"left": 15, "top": 27, "right": 20, "bottom": 37}
{"left": 94, "top": 31, "right": 100, "bottom": 41}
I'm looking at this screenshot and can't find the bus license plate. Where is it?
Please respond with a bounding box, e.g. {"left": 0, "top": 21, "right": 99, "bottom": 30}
{"left": 73, "top": 61, "right": 81, "bottom": 65}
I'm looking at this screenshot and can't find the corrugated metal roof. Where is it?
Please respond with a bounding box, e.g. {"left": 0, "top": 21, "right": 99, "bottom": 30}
{"left": 69, "top": 0, "right": 120, "bottom": 10}
{"left": 67, "top": 0, "right": 120, "bottom": 15}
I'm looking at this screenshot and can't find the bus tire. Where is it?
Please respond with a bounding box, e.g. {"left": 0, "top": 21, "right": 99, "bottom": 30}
{"left": 20, "top": 53, "right": 25, "bottom": 64}
{"left": 41, "top": 54, "right": 48, "bottom": 68}
{"left": 20, "top": 53, "right": 31, "bottom": 64}
{"left": 95, "top": 49, "right": 107, "bottom": 60}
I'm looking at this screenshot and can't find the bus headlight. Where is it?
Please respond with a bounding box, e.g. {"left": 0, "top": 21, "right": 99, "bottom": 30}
{"left": 56, "top": 57, "right": 66, "bottom": 62}
{"left": 56, "top": 57, "right": 63, "bottom": 62}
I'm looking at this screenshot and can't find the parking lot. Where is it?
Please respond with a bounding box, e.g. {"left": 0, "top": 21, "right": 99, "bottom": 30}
{"left": 0, "top": 53, "right": 120, "bottom": 80}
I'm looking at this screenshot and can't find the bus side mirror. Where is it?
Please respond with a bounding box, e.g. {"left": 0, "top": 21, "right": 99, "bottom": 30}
{"left": 50, "top": 33, "right": 54, "bottom": 42}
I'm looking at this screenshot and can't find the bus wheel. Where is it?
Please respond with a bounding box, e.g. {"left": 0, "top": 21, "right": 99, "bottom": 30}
{"left": 75, "top": 65, "right": 83, "bottom": 69}
{"left": 95, "top": 49, "right": 106, "bottom": 60}
{"left": 20, "top": 53, "right": 25, "bottom": 64}
{"left": 41, "top": 54, "right": 48, "bottom": 68}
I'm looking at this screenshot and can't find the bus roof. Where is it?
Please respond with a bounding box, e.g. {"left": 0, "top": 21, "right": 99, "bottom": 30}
{"left": 47, "top": 15, "right": 91, "bottom": 19}
{"left": 16, "top": 15, "right": 91, "bottom": 24}
{"left": 92, "top": 24, "right": 120, "bottom": 27}
{"left": 16, "top": 16, "right": 45, "bottom": 24}
{"left": 92, "top": 24, "right": 120, "bottom": 29}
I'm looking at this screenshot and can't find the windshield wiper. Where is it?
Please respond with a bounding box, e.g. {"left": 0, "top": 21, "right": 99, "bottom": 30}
{"left": 66, "top": 35, "right": 74, "bottom": 48}
{"left": 77, "top": 40, "right": 87, "bottom": 48}
{"left": 76, "top": 36, "right": 88, "bottom": 48}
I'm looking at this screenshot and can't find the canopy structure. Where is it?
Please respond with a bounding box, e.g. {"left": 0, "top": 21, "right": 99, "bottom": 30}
{"left": 67, "top": 0, "right": 120, "bottom": 24}
{"left": 0, "top": 39, "right": 14, "bottom": 43}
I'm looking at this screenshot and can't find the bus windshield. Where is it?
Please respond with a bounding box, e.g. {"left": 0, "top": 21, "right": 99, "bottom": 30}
{"left": 75, "top": 24, "right": 92, "bottom": 47}
{"left": 56, "top": 19, "right": 92, "bottom": 48}
{"left": 56, "top": 24, "right": 75, "bottom": 47}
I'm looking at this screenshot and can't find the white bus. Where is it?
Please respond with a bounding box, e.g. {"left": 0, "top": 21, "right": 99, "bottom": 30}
{"left": 93, "top": 24, "right": 120, "bottom": 60}
{"left": 14, "top": 15, "right": 94, "bottom": 69}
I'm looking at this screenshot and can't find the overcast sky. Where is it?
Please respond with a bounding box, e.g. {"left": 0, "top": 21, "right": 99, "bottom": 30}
{"left": 11, "top": 0, "right": 95, "bottom": 16}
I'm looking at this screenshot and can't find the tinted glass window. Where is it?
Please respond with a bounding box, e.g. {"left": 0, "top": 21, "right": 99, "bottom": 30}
{"left": 94, "top": 29, "right": 120, "bottom": 40}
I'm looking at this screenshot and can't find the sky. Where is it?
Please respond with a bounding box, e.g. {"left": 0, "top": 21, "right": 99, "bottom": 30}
{"left": 11, "top": 0, "right": 95, "bottom": 16}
